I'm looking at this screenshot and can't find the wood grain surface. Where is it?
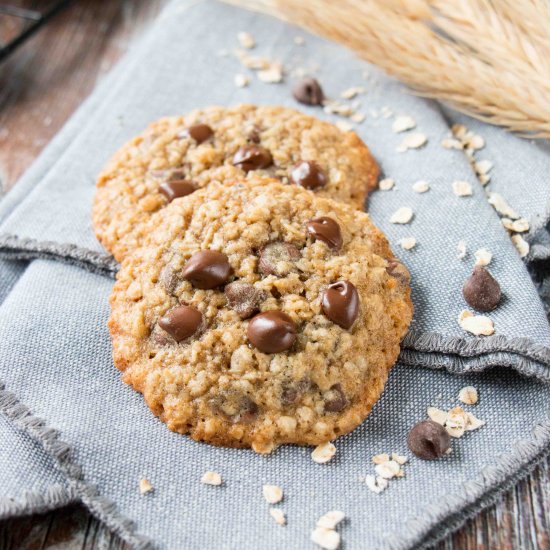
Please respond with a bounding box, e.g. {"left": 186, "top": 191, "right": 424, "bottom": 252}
{"left": 0, "top": 1, "right": 549, "bottom": 549}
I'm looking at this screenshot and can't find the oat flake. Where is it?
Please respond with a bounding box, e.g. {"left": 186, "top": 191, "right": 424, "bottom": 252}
{"left": 427, "top": 407, "right": 448, "bottom": 425}
{"left": 465, "top": 412, "right": 485, "bottom": 431}
{"left": 392, "top": 115, "right": 416, "bottom": 133}
{"left": 412, "top": 180, "right": 429, "bottom": 193}
{"left": 441, "top": 137, "right": 463, "bottom": 150}
{"left": 317, "top": 510, "right": 346, "bottom": 529}
{"left": 458, "top": 386, "right": 478, "bottom": 405}
{"left": 201, "top": 471, "right": 222, "bottom": 486}
{"left": 263, "top": 484, "right": 283, "bottom": 504}
{"left": 512, "top": 235, "right": 530, "bottom": 258}
{"left": 398, "top": 237, "right": 417, "bottom": 250}
{"left": 390, "top": 206, "right": 414, "bottom": 224}
{"left": 474, "top": 248, "right": 492, "bottom": 266}
{"left": 335, "top": 120, "right": 353, "bottom": 133}
{"left": 392, "top": 453, "right": 408, "bottom": 465}
{"left": 397, "top": 132, "right": 427, "bottom": 152}
{"left": 312, "top": 442, "right": 336, "bottom": 463}
{"left": 237, "top": 31, "right": 255, "bottom": 49}
{"left": 372, "top": 453, "right": 390, "bottom": 464}
{"left": 474, "top": 160, "right": 493, "bottom": 175}
{"left": 458, "top": 310, "right": 495, "bottom": 336}
{"left": 234, "top": 74, "right": 250, "bottom": 88}
{"left": 340, "top": 86, "right": 365, "bottom": 99}
{"left": 457, "top": 241, "right": 467, "bottom": 260}
{"left": 351, "top": 112, "right": 366, "bottom": 123}
{"left": 269, "top": 508, "right": 286, "bottom": 525}
{"left": 311, "top": 527, "right": 341, "bottom": 550}
{"left": 365, "top": 474, "right": 389, "bottom": 494}
{"left": 487, "top": 192, "right": 519, "bottom": 219}
{"left": 379, "top": 178, "right": 395, "bottom": 191}
{"left": 139, "top": 478, "right": 153, "bottom": 494}
{"left": 452, "top": 180, "right": 473, "bottom": 197}
{"left": 375, "top": 460, "right": 401, "bottom": 479}
{"left": 258, "top": 64, "right": 283, "bottom": 83}
{"left": 508, "top": 218, "right": 530, "bottom": 233}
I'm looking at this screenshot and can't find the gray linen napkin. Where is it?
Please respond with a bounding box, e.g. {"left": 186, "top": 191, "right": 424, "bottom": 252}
{"left": 0, "top": 1, "right": 549, "bottom": 548}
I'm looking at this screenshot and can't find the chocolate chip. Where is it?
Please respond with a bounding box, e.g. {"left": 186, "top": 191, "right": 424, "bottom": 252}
{"left": 292, "top": 77, "right": 324, "bottom": 106}
{"left": 211, "top": 393, "right": 259, "bottom": 424}
{"left": 185, "top": 124, "right": 214, "bottom": 144}
{"left": 150, "top": 168, "right": 186, "bottom": 182}
{"left": 247, "top": 311, "right": 297, "bottom": 353}
{"left": 386, "top": 259, "right": 410, "bottom": 285}
{"left": 258, "top": 242, "right": 300, "bottom": 276}
{"left": 233, "top": 145, "right": 273, "bottom": 172}
{"left": 159, "top": 180, "right": 196, "bottom": 202}
{"left": 321, "top": 281, "right": 359, "bottom": 330}
{"left": 237, "top": 397, "right": 259, "bottom": 424}
{"left": 463, "top": 266, "right": 501, "bottom": 312}
{"left": 280, "top": 377, "right": 312, "bottom": 405}
{"left": 158, "top": 305, "right": 202, "bottom": 342}
{"left": 224, "top": 281, "right": 265, "bottom": 319}
{"left": 290, "top": 161, "right": 327, "bottom": 190}
{"left": 181, "top": 250, "right": 232, "bottom": 289}
{"left": 306, "top": 217, "right": 343, "bottom": 251}
{"left": 323, "top": 383, "right": 348, "bottom": 412}
{"left": 407, "top": 420, "right": 451, "bottom": 460}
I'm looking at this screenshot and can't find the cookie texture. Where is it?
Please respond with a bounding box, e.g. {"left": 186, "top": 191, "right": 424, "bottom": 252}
{"left": 93, "top": 104, "right": 379, "bottom": 261}
{"left": 109, "top": 179, "right": 412, "bottom": 453}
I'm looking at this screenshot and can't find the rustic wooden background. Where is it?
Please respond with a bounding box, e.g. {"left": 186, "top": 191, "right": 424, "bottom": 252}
{"left": 0, "top": 1, "right": 549, "bottom": 548}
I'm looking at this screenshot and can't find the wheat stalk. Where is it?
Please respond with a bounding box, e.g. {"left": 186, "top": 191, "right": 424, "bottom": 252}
{"left": 226, "top": 0, "right": 550, "bottom": 138}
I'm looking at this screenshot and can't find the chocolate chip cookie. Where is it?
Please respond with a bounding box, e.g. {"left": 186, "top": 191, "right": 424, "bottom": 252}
{"left": 93, "top": 104, "right": 379, "bottom": 261}
{"left": 109, "top": 178, "right": 412, "bottom": 453}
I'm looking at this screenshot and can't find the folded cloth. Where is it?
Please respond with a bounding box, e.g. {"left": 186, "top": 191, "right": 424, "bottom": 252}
{"left": 0, "top": 1, "right": 549, "bottom": 548}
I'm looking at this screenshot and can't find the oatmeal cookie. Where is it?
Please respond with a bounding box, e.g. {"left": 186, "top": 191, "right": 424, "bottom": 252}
{"left": 93, "top": 104, "right": 379, "bottom": 261}
{"left": 109, "top": 178, "right": 412, "bottom": 453}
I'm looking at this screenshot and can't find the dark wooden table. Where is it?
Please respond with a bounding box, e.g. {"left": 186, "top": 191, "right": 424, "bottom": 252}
{"left": 0, "top": 1, "right": 549, "bottom": 548}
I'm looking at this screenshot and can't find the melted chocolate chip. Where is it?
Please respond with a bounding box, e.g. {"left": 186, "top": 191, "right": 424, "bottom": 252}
{"left": 292, "top": 77, "right": 324, "bottom": 106}
{"left": 463, "top": 266, "right": 501, "bottom": 312}
{"left": 280, "top": 378, "right": 312, "bottom": 406}
{"left": 225, "top": 281, "right": 265, "bottom": 319}
{"left": 247, "top": 311, "right": 297, "bottom": 353}
{"left": 323, "top": 383, "right": 348, "bottom": 412}
{"left": 158, "top": 305, "right": 202, "bottom": 342}
{"left": 290, "top": 161, "right": 327, "bottom": 190}
{"left": 407, "top": 420, "right": 451, "bottom": 460}
{"left": 232, "top": 145, "right": 273, "bottom": 172}
{"left": 181, "top": 250, "right": 232, "bottom": 289}
{"left": 305, "top": 217, "right": 343, "bottom": 251}
{"left": 386, "top": 259, "right": 411, "bottom": 285}
{"left": 321, "top": 281, "right": 359, "bottom": 329}
{"left": 159, "top": 180, "right": 196, "bottom": 202}
{"left": 186, "top": 124, "right": 214, "bottom": 144}
{"left": 258, "top": 242, "right": 300, "bottom": 276}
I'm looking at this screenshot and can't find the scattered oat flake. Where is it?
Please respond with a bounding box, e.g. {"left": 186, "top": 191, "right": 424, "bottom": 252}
{"left": 139, "top": 478, "right": 153, "bottom": 494}
{"left": 474, "top": 160, "right": 493, "bottom": 175}
{"left": 351, "top": 112, "right": 365, "bottom": 123}
{"left": 469, "top": 134, "right": 485, "bottom": 150}
{"left": 458, "top": 310, "right": 495, "bottom": 336}
{"left": 372, "top": 453, "right": 390, "bottom": 464}
{"left": 427, "top": 407, "right": 448, "bottom": 425}
{"left": 269, "top": 508, "right": 286, "bottom": 525}
{"left": 335, "top": 120, "right": 353, "bottom": 133}
{"left": 474, "top": 248, "right": 492, "bottom": 266}
{"left": 312, "top": 442, "right": 336, "bottom": 463}
{"left": 294, "top": 36, "right": 305, "bottom": 45}
{"left": 457, "top": 241, "right": 467, "bottom": 260}
{"left": 478, "top": 174, "right": 491, "bottom": 185}
{"left": 263, "top": 484, "right": 283, "bottom": 504}
{"left": 236, "top": 50, "right": 270, "bottom": 70}
{"left": 445, "top": 406, "right": 468, "bottom": 438}
{"left": 258, "top": 63, "right": 283, "bottom": 83}
{"left": 340, "top": 86, "right": 365, "bottom": 99}
{"left": 379, "top": 178, "right": 395, "bottom": 191}
{"left": 512, "top": 235, "right": 530, "bottom": 258}
{"left": 487, "top": 192, "right": 519, "bottom": 219}
{"left": 397, "top": 132, "right": 427, "bottom": 152}
{"left": 452, "top": 124, "right": 468, "bottom": 138}
{"left": 412, "top": 180, "right": 429, "bottom": 193}
{"left": 317, "top": 510, "right": 346, "bottom": 530}
{"left": 392, "top": 453, "right": 408, "bottom": 465}
{"left": 324, "top": 101, "right": 354, "bottom": 117}
{"left": 390, "top": 206, "right": 414, "bottom": 224}
{"left": 201, "top": 471, "right": 222, "bottom": 486}
{"left": 237, "top": 31, "right": 255, "bottom": 49}
{"left": 234, "top": 73, "right": 250, "bottom": 88}
{"left": 442, "top": 137, "right": 463, "bottom": 150}
{"left": 506, "top": 218, "right": 530, "bottom": 233}
{"left": 452, "top": 180, "right": 473, "bottom": 197}
{"left": 375, "top": 460, "right": 400, "bottom": 479}
{"left": 398, "top": 237, "right": 417, "bottom": 250}
{"left": 392, "top": 115, "right": 416, "bottom": 133}
{"left": 311, "top": 527, "right": 341, "bottom": 550}
{"left": 458, "top": 386, "right": 478, "bottom": 405}
{"left": 365, "top": 474, "right": 388, "bottom": 494}
{"left": 465, "top": 412, "right": 485, "bottom": 431}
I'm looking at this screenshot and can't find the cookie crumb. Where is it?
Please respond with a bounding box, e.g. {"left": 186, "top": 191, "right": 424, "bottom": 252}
{"left": 312, "top": 442, "right": 336, "bottom": 463}
{"left": 457, "top": 241, "right": 467, "bottom": 260}
{"left": 397, "top": 132, "right": 427, "bottom": 152}
{"left": 511, "top": 235, "right": 530, "bottom": 258}
{"left": 234, "top": 74, "right": 250, "bottom": 88}
{"left": 390, "top": 207, "right": 414, "bottom": 224}
{"left": 317, "top": 510, "right": 346, "bottom": 529}
{"left": 237, "top": 31, "right": 255, "bottom": 49}
{"left": 392, "top": 115, "right": 416, "bottom": 133}
{"left": 139, "top": 478, "right": 153, "bottom": 494}
{"left": 269, "top": 508, "right": 286, "bottom": 525}
{"left": 398, "top": 237, "right": 416, "bottom": 250}
{"left": 458, "top": 310, "right": 495, "bottom": 335}
{"left": 452, "top": 180, "right": 473, "bottom": 197}
{"left": 412, "top": 180, "right": 429, "bottom": 193}
{"left": 201, "top": 471, "right": 222, "bottom": 486}
{"left": 365, "top": 474, "right": 388, "bottom": 494}
{"left": 263, "top": 484, "right": 283, "bottom": 504}
{"left": 379, "top": 178, "right": 395, "bottom": 191}
{"left": 474, "top": 248, "right": 492, "bottom": 266}
{"left": 311, "top": 527, "right": 340, "bottom": 550}
{"left": 458, "top": 386, "right": 478, "bottom": 405}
